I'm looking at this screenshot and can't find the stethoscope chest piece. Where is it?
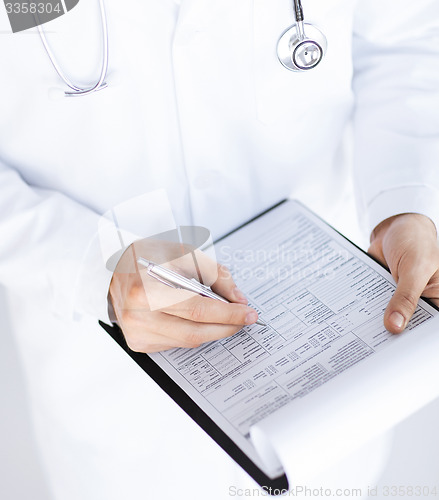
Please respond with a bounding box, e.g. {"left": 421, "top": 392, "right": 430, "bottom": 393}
{"left": 277, "top": 23, "right": 327, "bottom": 72}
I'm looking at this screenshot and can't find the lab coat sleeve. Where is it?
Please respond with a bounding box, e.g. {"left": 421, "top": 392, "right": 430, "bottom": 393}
{"left": 0, "top": 162, "right": 176, "bottom": 323}
{"left": 352, "top": 0, "right": 439, "bottom": 237}
{"left": 0, "top": 161, "right": 114, "bottom": 322}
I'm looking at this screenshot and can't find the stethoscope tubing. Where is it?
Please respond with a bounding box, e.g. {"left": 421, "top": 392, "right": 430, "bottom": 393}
{"left": 37, "top": 0, "right": 109, "bottom": 97}
{"left": 36, "top": 0, "right": 325, "bottom": 97}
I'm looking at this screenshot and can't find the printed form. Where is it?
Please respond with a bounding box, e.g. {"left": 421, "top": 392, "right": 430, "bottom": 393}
{"left": 148, "top": 200, "right": 438, "bottom": 480}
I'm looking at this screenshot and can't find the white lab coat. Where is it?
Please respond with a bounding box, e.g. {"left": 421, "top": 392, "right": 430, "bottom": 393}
{"left": 1, "top": 0, "right": 439, "bottom": 499}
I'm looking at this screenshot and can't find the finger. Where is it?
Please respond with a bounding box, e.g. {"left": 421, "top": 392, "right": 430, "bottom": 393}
{"left": 420, "top": 270, "right": 439, "bottom": 298}
{"left": 211, "top": 264, "right": 248, "bottom": 304}
{"left": 384, "top": 265, "right": 431, "bottom": 334}
{"left": 161, "top": 295, "right": 258, "bottom": 325}
{"left": 137, "top": 271, "right": 198, "bottom": 310}
{"left": 123, "top": 329, "right": 187, "bottom": 353}
{"left": 143, "top": 345, "right": 177, "bottom": 353}
{"left": 420, "top": 291, "right": 439, "bottom": 309}
{"left": 129, "top": 310, "right": 244, "bottom": 347}
{"left": 118, "top": 311, "right": 199, "bottom": 352}
{"left": 119, "top": 310, "right": 244, "bottom": 351}
{"left": 420, "top": 275, "right": 439, "bottom": 309}
{"left": 153, "top": 314, "right": 243, "bottom": 346}
{"left": 115, "top": 310, "right": 157, "bottom": 352}
{"left": 367, "top": 240, "right": 386, "bottom": 267}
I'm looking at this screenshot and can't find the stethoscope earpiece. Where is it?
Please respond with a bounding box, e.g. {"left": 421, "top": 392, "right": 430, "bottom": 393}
{"left": 277, "top": 1, "right": 327, "bottom": 72}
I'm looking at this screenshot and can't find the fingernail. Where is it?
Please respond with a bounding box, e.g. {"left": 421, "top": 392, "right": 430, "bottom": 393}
{"left": 390, "top": 311, "right": 405, "bottom": 330}
{"left": 245, "top": 311, "right": 258, "bottom": 325}
{"left": 233, "top": 287, "right": 248, "bottom": 303}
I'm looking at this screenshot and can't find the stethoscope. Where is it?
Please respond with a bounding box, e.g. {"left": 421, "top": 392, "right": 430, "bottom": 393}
{"left": 38, "top": 0, "right": 109, "bottom": 97}
{"left": 277, "top": 0, "right": 327, "bottom": 72}
{"left": 39, "top": 0, "right": 326, "bottom": 98}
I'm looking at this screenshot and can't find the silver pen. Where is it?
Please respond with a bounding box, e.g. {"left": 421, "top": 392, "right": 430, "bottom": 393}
{"left": 137, "top": 258, "right": 267, "bottom": 327}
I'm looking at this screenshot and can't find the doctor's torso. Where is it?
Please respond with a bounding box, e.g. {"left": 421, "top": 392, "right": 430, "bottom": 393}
{"left": 0, "top": 0, "right": 356, "bottom": 239}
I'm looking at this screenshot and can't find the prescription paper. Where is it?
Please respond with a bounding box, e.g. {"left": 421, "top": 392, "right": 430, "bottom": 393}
{"left": 148, "top": 200, "right": 439, "bottom": 484}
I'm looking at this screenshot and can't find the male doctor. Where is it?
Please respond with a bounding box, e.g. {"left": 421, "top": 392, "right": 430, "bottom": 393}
{"left": 1, "top": 0, "right": 439, "bottom": 499}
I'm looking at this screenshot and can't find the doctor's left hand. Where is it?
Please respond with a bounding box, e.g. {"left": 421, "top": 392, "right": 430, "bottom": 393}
{"left": 109, "top": 239, "right": 259, "bottom": 353}
{"left": 368, "top": 213, "right": 439, "bottom": 334}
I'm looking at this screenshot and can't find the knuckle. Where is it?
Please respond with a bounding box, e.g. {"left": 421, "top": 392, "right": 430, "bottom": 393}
{"left": 185, "top": 341, "right": 202, "bottom": 349}
{"left": 398, "top": 291, "right": 419, "bottom": 311}
{"left": 120, "top": 307, "right": 152, "bottom": 325}
{"left": 127, "top": 283, "right": 144, "bottom": 303}
{"left": 142, "top": 344, "right": 156, "bottom": 353}
{"left": 181, "top": 330, "right": 203, "bottom": 348}
{"left": 190, "top": 300, "right": 206, "bottom": 322}
{"left": 120, "top": 308, "right": 136, "bottom": 324}
{"left": 228, "top": 306, "right": 245, "bottom": 325}
{"left": 125, "top": 335, "right": 145, "bottom": 353}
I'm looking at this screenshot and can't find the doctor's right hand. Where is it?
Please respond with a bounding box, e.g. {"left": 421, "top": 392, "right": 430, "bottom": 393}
{"left": 109, "top": 239, "right": 259, "bottom": 353}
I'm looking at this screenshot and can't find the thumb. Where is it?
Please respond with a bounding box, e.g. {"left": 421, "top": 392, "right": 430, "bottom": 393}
{"left": 384, "top": 268, "right": 428, "bottom": 334}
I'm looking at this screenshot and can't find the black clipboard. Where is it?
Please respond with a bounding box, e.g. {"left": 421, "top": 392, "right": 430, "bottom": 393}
{"left": 99, "top": 320, "right": 288, "bottom": 492}
{"left": 99, "top": 197, "right": 439, "bottom": 495}
{"left": 99, "top": 200, "right": 290, "bottom": 493}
